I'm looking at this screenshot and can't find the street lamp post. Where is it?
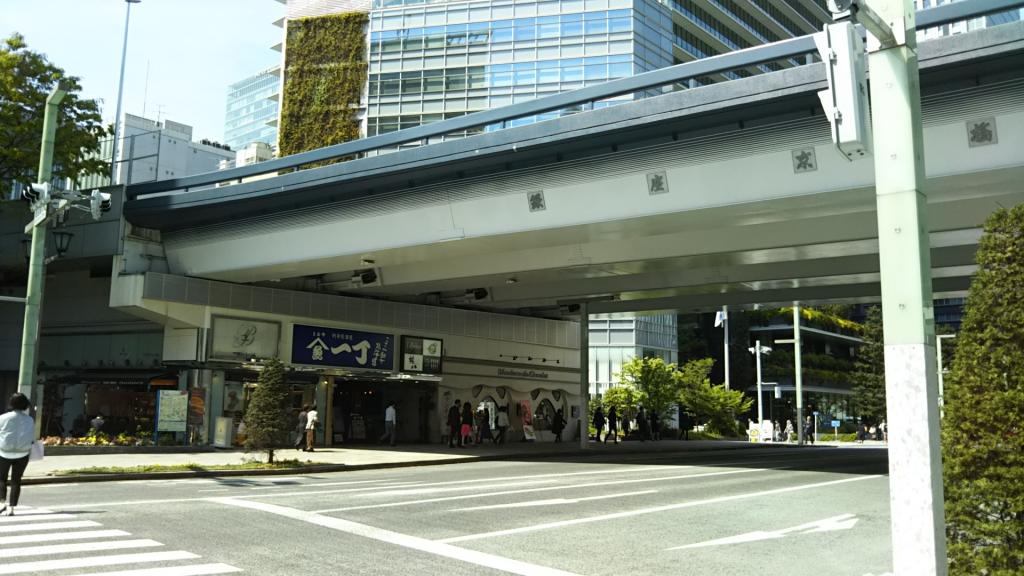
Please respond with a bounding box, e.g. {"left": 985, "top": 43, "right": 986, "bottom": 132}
{"left": 110, "top": 0, "right": 141, "bottom": 183}
{"left": 748, "top": 340, "right": 771, "bottom": 431}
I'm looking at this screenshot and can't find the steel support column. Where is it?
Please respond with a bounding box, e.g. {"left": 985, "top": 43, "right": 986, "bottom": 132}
{"left": 794, "top": 304, "right": 804, "bottom": 445}
{"left": 579, "top": 303, "right": 589, "bottom": 449}
{"left": 866, "top": 1, "right": 947, "bottom": 572}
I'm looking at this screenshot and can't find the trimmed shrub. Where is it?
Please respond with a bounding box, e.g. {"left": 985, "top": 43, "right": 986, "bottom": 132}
{"left": 243, "top": 358, "right": 292, "bottom": 463}
{"left": 942, "top": 205, "right": 1024, "bottom": 575}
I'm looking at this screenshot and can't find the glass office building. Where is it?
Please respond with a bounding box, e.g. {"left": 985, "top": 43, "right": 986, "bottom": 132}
{"left": 224, "top": 67, "right": 281, "bottom": 152}
{"left": 361, "top": 0, "right": 829, "bottom": 137}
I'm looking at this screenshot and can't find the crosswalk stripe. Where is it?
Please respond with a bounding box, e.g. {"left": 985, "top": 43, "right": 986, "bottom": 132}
{"left": 0, "top": 529, "right": 131, "bottom": 545}
{"left": 0, "top": 520, "right": 101, "bottom": 534}
{"left": 0, "top": 538, "right": 163, "bottom": 558}
{"left": 0, "top": 508, "right": 54, "bottom": 516}
{"left": 64, "top": 563, "right": 243, "bottom": 576}
{"left": 0, "top": 513, "right": 77, "bottom": 524}
{"left": 0, "top": 550, "right": 199, "bottom": 574}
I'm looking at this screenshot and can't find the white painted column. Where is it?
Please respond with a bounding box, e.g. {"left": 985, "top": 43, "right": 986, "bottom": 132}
{"left": 722, "top": 305, "right": 730, "bottom": 390}
{"left": 793, "top": 304, "right": 804, "bottom": 445}
{"left": 754, "top": 340, "right": 763, "bottom": 426}
{"left": 866, "top": 1, "right": 947, "bottom": 573}
{"left": 579, "top": 303, "right": 589, "bottom": 449}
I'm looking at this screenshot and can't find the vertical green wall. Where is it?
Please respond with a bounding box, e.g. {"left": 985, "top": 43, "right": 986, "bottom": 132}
{"left": 278, "top": 12, "right": 368, "bottom": 158}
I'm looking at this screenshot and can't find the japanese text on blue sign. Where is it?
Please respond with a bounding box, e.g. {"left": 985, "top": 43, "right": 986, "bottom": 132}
{"left": 292, "top": 324, "right": 393, "bottom": 370}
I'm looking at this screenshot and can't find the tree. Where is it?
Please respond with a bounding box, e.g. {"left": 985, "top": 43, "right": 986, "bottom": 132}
{"left": 942, "top": 205, "right": 1024, "bottom": 575}
{"left": 0, "top": 34, "right": 108, "bottom": 192}
{"left": 243, "top": 358, "right": 292, "bottom": 463}
{"left": 601, "top": 384, "right": 640, "bottom": 421}
{"left": 852, "top": 305, "right": 886, "bottom": 424}
{"left": 617, "top": 356, "right": 681, "bottom": 426}
{"left": 677, "top": 358, "right": 752, "bottom": 436}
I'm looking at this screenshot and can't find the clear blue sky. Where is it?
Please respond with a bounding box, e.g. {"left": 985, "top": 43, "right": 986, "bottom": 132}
{"left": 3, "top": 0, "right": 284, "bottom": 142}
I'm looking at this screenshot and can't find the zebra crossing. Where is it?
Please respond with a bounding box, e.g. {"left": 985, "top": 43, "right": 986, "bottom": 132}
{"left": 0, "top": 507, "right": 241, "bottom": 575}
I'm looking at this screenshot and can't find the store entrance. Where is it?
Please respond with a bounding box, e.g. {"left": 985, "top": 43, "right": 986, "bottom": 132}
{"left": 331, "top": 378, "right": 436, "bottom": 445}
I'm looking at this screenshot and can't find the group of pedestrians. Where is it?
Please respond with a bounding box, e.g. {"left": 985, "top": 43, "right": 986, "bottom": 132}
{"left": 447, "top": 401, "right": 510, "bottom": 447}
{"left": 592, "top": 405, "right": 662, "bottom": 442}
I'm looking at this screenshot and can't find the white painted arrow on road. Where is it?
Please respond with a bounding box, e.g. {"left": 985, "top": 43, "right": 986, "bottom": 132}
{"left": 667, "top": 513, "right": 859, "bottom": 550}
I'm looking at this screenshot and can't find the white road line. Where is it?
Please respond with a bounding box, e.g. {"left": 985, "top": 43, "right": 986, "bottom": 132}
{"left": 437, "top": 475, "right": 882, "bottom": 544}
{"left": 196, "top": 489, "right": 231, "bottom": 493}
{"left": 365, "top": 479, "right": 557, "bottom": 498}
{"left": 213, "top": 498, "right": 580, "bottom": 576}
{"left": 0, "top": 550, "right": 199, "bottom": 574}
{"left": 0, "top": 538, "right": 164, "bottom": 558}
{"left": 313, "top": 467, "right": 768, "bottom": 513}
{"left": 0, "top": 529, "right": 131, "bottom": 546}
{"left": 0, "top": 513, "right": 77, "bottom": 524}
{"left": 64, "top": 563, "right": 243, "bottom": 576}
{"left": 0, "top": 508, "right": 54, "bottom": 515}
{"left": 0, "top": 520, "right": 101, "bottom": 534}
{"left": 452, "top": 490, "right": 659, "bottom": 512}
{"left": 249, "top": 479, "right": 417, "bottom": 490}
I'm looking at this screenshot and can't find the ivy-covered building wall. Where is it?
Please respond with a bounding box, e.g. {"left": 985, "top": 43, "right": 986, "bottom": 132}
{"left": 278, "top": 12, "right": 368, "bottom": 158}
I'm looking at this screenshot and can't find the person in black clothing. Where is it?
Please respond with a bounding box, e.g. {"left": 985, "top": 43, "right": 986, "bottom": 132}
{"left": 679, "top": 411, "right": 691, "bottom": 441}
{"left": 592, "top": 407, "right": 606, "bottom": 442}
{"left": 447, "top": 400, "right": 461, "bottom": 448}
{"left": 650, "top": 410, "right": 661, "bottom": 441}
{"left": 637, "top": 406, "right": 649, "bottom": 441}
{"left": 621, "top": 411, "right": 631, "bottom": 440}
{"left": 605, "top": 405, "right": 619, "bottom": 443}
{"left": 551, "top": 409, "right": 565, "bottom": 442}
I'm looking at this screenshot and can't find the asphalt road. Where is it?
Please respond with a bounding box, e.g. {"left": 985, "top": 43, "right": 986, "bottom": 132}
{"left": 4, "top": 447, "right": 892, "bottom": 576}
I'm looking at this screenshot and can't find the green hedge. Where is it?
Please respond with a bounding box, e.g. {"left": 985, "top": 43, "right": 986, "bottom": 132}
{"left": 279, "top": 12, "right": 368, "bottom": 160}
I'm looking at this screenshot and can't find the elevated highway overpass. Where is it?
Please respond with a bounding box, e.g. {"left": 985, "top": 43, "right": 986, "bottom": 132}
{"left": 122, "top": 17, "right": 1024, "bottom": 317}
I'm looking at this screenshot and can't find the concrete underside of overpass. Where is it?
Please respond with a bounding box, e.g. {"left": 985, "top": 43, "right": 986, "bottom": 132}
{"left": 125, "top": 22, "right": 1024, "bottom": 318}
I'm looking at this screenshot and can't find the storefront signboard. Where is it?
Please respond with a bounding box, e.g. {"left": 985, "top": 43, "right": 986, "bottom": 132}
{"left": 291, "top": 324, "right": 393, "bottom": 370}
{"left": 400, "top": 336, "right": 443, "bottom": 374}
{"left": 157, "top": 390, "right": 189, "bottom": 433}
{"left": 209, "top": 316, "right": 281, "bottom": 362}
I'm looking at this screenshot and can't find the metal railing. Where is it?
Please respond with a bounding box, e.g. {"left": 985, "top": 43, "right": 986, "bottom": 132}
{"left": 126, "top": 0, "right": 1024, "bottom": 200}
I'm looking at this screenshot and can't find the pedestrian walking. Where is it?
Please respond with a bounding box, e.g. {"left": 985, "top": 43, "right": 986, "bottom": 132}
{"left": 879, "top": 420, "right": 888, "bottom": 443}
{"left": 448, "top": 400, "right": 462, "bottom": 447}
{"left": 294, "top": 406, "right": 308, "bottom": 450}
{"left": 494, "top": 406, "right": 509, "bottom": 445}
{"left": 784, "top": 419, "right": 795, "bottom": 443}
{"left": 605, "top": 405, "right": 619, "bottom": 443}
{"left": 0, "top": 393, "right": 36, "bottom": 517}
{"left": 551, "top": 409, "right": 565, "bottom": 442}
{"left": 773, "top": 420, "right": 782, "bottom": 442}
{"left": 380, "top": 401, "right": 397, "bottom": 446}
{"left": 637, "top": 406, "right": 649, "bottom": 441}
{"left": 592, "top": 406, "right": 606, "bottom": 442}
{"left": 679, "top": 411, "right": 691, "bottom": 441}
{"left": 461, "top": 402, "right": 474, "bottom": 447}
{"left": 621, "top": 411, "right": 631, "bottom": 440}
{"left": 650, "top": 410, "right": 660, "bottom": 441}
{"left": 304, "top": 404, "right": 319, "bottom": 452}
{"left": 804, "top": 415, "right": 815, "bottom": 445}
{"left": 480, "top": 408, "right": 493, "bottom": 443}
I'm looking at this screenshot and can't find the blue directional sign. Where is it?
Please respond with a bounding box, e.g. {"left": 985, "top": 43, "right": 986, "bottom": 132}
{"left": 291, "top": 324, "right": 393, "bottom": 370}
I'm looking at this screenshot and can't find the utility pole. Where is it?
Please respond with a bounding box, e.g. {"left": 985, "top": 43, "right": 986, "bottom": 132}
{"left": 793, "top": 304, "right": 804, "bottom": 445}
{"left": 748, "top": 341, "right": 771, "bottom": 431}
{"left": 721, "top": 305, "right": 730, "bottom": 390}
{"left": 18, "top": 85, "right": 66, "bottom": 398}
{"left": 818, "top": 1, "right": 947, "bottom": 572}
{"left": 110, "top": 0, "right": 141, "bottom": 183}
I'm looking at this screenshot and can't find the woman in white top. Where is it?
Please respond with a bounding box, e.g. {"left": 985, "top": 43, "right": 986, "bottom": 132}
{"left": 304, "top": 405, "right": 319, "bottom": 452}
{"left": 0, "top": 393, "right": 35, "bottom": 516}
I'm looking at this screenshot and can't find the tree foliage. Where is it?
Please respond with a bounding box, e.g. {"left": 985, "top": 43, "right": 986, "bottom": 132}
{"left": 677, "top": 358, "right": 751, "bottom": 436}
{"left": 601, "top": 384, "right": 640, "bottom": 421}
{"left": 943, "top": 205, "right": 1024, "bottom": 575}
{"left": 243, "top": 358, "right": 292, "bottom": 463}
{"left": 0, "top": 34, "right": 108, "bottom": 191}
{"left": 617, "top": 356, "right": 680, "bottom": 425}
{"left": 852, "top": 305, "right": 886, "bottom": 424}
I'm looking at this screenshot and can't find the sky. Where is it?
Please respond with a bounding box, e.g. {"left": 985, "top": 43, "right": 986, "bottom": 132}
{"left": 3, "top": 0, "right": 284, "bottom": 142}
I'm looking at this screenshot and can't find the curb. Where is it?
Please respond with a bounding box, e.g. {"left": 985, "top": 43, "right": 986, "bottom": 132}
{"left": 22, "top": 441, "right": 811, "bottom": 485}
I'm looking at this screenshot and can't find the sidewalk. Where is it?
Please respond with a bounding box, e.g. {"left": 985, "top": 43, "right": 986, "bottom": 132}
{"left": 25, "top": 439, "right": 776, "bottom": 483}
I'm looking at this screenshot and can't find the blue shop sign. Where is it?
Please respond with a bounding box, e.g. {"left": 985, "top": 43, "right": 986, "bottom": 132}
{"left": 292, "top": 324, "right": 393, "bottom": 370}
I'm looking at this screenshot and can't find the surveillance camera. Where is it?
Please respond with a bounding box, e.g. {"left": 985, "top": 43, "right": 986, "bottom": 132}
{"left": 22, "top": 182, "right": 50, "bottom": 204}
{"left": 827, "top": 0, "right": 855, "bottom": 15}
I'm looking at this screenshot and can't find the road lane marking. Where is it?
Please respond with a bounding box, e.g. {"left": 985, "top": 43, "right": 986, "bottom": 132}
{"left": 1, "top": 538, "right": 164, "bottom": 558}
{"left": 313, "top": 467, "right": 769, "bottom": 513}
{"left": 0, "top": 520, "right": 101, "bottom": 533}
{"left": 438, "top": 475, "right": 883, "bottom": 544}
{"left": 452, "top": 490, "right": 659, "bottom": 511}
{"left": 0, "top": 529, "right": 131, "bottom": 545}
{"left": 667, "top": 513, "right": 860, "bottom": 549}
{"left": 212, "top": 498, "right": 581, "bottom": 576}
{"left": 0, "top": 550, "right": 199, "bottom": 574}
{"left": 64, "top": 564, "right": 243, "bottom": 576}
{"left": 0, "top": 513, "right": 77, "bottom": 524}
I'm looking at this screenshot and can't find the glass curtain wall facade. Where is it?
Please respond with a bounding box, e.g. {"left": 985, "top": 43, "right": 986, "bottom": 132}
{"left": 588, "top": 315, "right": 678, "bottom": 396}
{"left": 367, "top": 0, "right": 674, "bottom": 139}
{"left": 225, "top": 68, "right": 281, "bottom": 152}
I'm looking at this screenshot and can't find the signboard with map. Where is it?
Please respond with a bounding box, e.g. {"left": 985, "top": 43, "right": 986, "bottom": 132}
{"left": 157, "top": 390, "right": 189, "bottom": 433}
